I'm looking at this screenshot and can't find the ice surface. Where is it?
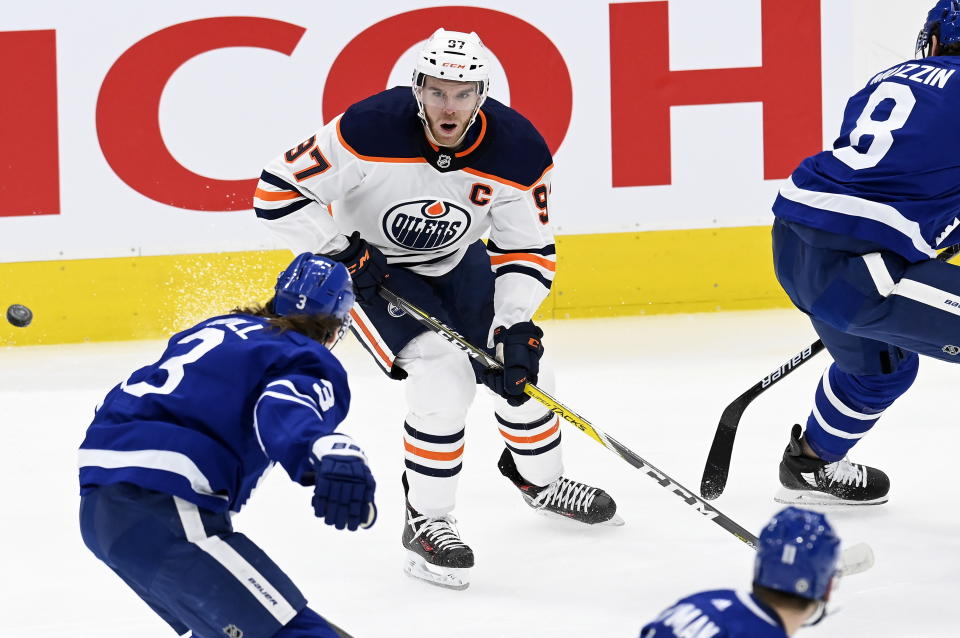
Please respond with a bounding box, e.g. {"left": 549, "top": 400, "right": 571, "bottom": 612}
{"left": 2, "top": 309, "right": 957, "bottom": 637}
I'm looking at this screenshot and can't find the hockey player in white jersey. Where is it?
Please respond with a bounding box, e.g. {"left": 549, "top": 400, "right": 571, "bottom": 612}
{"left": 255, "top": 28, "right": 619, "bottom": 590}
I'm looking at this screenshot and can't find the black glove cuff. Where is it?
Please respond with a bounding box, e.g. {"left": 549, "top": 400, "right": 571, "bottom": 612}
{"left": 326, "top": 231, "right": 363, "bottom": 263}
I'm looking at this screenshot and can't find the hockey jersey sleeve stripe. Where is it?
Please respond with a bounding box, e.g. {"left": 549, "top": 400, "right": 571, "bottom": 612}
{"left": 486, "top": 240, "right": 556, "bottom": 257}
{"left": 489, "top": 252, "right": 557, "bottom": 272}
{"left": 258, "top": 170, "right": 302, "bottom": 194}
{"left": 493, "top": 264, "right": 553, "bottom": 289}
{"left": 78, "top": 448, "right": 228, "bottom": 500}
{"left": 254, "top": 187, "right": 301, "bottom": 202}
{"left": 254, "top": 198, "right": 313, "bottom": 221}
{"left": 779, "top": 175, "right": 936, "bottom": 258}
{"left": 462, "top": 163, "right": 553, "bottom": 191}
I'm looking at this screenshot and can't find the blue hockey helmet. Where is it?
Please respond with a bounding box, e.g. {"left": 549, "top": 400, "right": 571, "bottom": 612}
{"left": 274, "top": 253, "right": 355, "bottom": 343}
{"left": 917, "top": 0, "right": 960, "bottom": 56}
{"left": 753, "top": 507, "right": 840, "bottom": 601}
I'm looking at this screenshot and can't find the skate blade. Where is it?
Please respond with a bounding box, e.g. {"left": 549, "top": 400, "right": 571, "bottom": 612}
{"left": 403, "top": 552, "right": 470, "bottom": 591}
{"left": 532, "top": 507, "right": 625, "bottom": 527}
{"left": 774, "top": 487, "right": 888, "bottom": 508}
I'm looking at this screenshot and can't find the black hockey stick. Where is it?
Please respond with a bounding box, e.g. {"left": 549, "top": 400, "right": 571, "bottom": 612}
{"left": 699, "top": 243, "right": 960, "bottom": 501}
{"left": 378, "top": 286, "right": 875, "bottom": 575}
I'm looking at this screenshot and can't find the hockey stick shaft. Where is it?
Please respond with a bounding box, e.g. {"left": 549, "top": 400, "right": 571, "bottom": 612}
{"left": 378, "top": 286, "right": 874, "bottom": 576}
{"left": 378, "top": 286, "right": 758, "bottom": 548}
{"left": 699, "top": 243, "right": 960, "bottom": 500}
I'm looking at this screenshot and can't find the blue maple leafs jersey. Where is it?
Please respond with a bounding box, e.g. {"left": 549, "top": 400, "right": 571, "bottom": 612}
{"left": 78, "top": 314, "right": 350, "bottom": 513}
{"left": 640, "top": 589, "right": 787, "bottom": 638}
{"left": 773, "top": 56, "right": 960, "bottom": 262}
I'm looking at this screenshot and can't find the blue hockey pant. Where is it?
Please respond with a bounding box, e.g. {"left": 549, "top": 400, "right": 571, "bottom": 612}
{"left": 79, "top": 482, "right": 347, "bottom": 638}
{"left": 771, "top": 219, "right": 960, "bottom": 460}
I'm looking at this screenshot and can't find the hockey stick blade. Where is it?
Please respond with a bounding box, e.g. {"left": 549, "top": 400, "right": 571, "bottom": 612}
{"left": 699, "top": 340, "right": 825, "bottom": 500}
{"left": 837, "top": 542, "right": 875, "bottom": 577}
{"left": 699, "top": 240, "right": 960, "bottom": 501}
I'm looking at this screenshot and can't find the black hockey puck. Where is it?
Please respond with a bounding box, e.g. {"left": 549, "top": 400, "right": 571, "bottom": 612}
{"left": 6, "top": 304, "right": 33, "bottom": 327}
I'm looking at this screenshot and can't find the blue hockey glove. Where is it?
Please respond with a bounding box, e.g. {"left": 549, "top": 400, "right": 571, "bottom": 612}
{"left": 326, "top": 231, "right": 390, "bottom": 305}
{"left": 309, "top": 434, "right": 377, "bottom": 531}
{"left": 483, "top": 321, "right": 544, "bottom": 407}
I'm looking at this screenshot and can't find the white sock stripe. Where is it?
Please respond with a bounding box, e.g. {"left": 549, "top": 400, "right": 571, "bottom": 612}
{"left": 820, "top": 368, "right": 882, "bottom": 421}
{"left": 403, "top": 456, "right": 463, "bottom": 470}
{"left": 862, "top": 253, "right": 896, "bottom": 297}
{"left": 811, "top": 404, "right": 870, "bottom": 440}
{"left": 173, "top": 497, "right": 298, "bottom": 624}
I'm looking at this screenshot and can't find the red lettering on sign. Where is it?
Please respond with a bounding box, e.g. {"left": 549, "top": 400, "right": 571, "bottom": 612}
{"left": 609, "top": 1, "right": 822, "bottom": 187}
{"left": 323, "top": 7, "right": 572, "bottom": 154}
{"left": 96, "top": 17, "right": 306, "bottom": 211}
{"left": 0, "top": 30, "right": 59, "bottom": 217}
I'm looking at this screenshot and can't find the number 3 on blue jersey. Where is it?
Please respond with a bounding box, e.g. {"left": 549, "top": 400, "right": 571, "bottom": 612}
{"left": 833, "top": 81, "right": 917, "bottom": 170}
{"left": 120, "top": 319, "right": 263, "bottom": 397}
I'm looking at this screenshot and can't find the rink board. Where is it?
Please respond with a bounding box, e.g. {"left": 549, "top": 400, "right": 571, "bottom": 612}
{"left": 0, "top": 225, "right": 791, "bottom": 346}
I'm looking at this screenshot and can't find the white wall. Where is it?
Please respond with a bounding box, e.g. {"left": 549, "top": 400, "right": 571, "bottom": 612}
{"left": 0, "top": 1, "right": 939, "bottom": 262}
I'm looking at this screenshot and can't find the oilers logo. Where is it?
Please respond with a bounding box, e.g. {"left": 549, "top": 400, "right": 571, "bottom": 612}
{"left": 382, "top": 199, "right": 471, "bottom": 251}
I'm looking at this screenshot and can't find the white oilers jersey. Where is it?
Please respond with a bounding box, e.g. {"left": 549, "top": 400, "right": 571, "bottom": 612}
{"left": 254, "top": 87, "right": 555, "bottom": 328}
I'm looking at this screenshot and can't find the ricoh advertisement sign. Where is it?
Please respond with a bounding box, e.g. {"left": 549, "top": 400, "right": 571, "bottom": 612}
{"left": 0, "top": 1, "right": 928, "bottom": 263}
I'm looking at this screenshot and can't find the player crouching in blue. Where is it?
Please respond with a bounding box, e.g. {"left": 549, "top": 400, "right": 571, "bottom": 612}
{"left": 78, "top": 253, "right": 376, "bottom": 638}
{"left": 770, "top": 0, "right": 960, "bottom": 506}
{"left": 641, "top": 507, "right": 841, "bottom": 638}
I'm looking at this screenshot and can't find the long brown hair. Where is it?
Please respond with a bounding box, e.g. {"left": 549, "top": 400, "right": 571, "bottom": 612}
{"left": 231, "top": 301, "right": 344, "bottom": 344}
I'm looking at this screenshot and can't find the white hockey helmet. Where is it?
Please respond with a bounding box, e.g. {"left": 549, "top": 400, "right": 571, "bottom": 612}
{"left": 413, "top": 28, "right": 490, "bottom": 88}
{"left": 412, "top": 29, "right": 490, "bottom": 145}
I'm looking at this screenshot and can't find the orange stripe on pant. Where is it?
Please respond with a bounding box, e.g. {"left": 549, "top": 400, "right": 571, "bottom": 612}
{"left": 350, "top": 308, "right": 393, "bottom": 370}
{"left": 404, "top": 441, "right": 465, "bottom": 462}
{"left": 498, "top": 420, "right": 560, "bottom": 444}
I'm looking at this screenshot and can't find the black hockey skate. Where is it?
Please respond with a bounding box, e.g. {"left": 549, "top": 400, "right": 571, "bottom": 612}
{"left": 401, "top": 475, "right": 474, "bottom": 590}
{"left": 497, "top": 448, "right": 623, "bottom": 525}
{"left": 776, "top": 424, "right": 889, "bottom": 506}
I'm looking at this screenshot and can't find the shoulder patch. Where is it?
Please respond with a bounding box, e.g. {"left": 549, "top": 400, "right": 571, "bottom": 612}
{"left": 338, "top": 87, "right": 424, "bottom": 160}
{"left": 468, "top": 97, "right": 553, "bottom": 189}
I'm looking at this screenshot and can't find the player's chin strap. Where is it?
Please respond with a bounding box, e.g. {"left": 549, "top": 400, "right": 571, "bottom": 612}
{"left": 377, "top": 285, "right": 875, "bottom": 578}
